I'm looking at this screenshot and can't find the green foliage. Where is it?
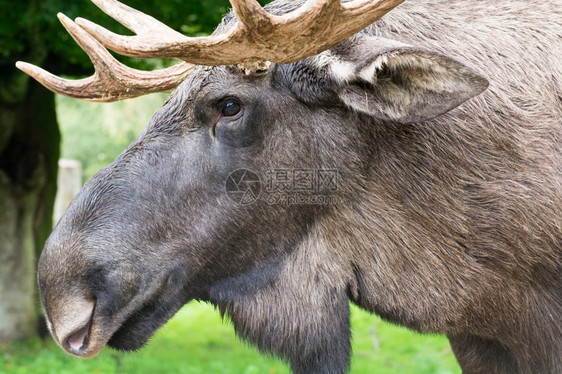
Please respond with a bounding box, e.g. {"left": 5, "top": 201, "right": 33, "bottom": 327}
{"left": 0, "top": 0, "right": 28, "bottom": 58}
{"left": 0, "top": 303, "right": 461, "bottom": 374}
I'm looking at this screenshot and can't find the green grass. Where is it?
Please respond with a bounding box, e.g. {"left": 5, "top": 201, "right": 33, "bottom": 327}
{"left": 3, "top": 94, "right": 464, "bottom": 373}
{"left": 1, "top": 303, "right": 460, "bottom": 374}
{"left": 349, "top": 306, "right": 460, "bottom": 374}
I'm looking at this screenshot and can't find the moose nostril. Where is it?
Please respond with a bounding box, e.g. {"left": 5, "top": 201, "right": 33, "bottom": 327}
{"left": 46, "top": 295, "right": 95, "bottom": 355}
{"left": 67, "top": 323, "right": 90, "bottom": 352}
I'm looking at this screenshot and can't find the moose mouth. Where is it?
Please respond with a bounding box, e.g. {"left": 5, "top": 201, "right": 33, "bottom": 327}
{"left": 61, "top": 292, "right": 188, "bottom": 357}
{"left": 106, "top": 297, "right": 178, "bottom": 351}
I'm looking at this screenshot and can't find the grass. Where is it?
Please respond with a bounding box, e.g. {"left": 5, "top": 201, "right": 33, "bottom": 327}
{"left": 0, "top": 94, "right": 462, "bottom": 373}
{"left": 1, "top": 302, "right": 460, "bottom": 374}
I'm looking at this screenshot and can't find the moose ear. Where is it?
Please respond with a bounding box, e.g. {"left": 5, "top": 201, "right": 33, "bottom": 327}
{"left": 326, "top": 37, "right": 489, "bottom": 124}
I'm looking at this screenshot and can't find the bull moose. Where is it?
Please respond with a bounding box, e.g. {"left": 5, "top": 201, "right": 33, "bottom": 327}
{"left": 17, "top": 0, "right": 561, "bottom": 373}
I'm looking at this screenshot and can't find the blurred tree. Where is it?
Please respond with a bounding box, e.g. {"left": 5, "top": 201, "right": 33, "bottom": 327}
{"left": 0, "top": 0, "right": 264, "bottom": 342}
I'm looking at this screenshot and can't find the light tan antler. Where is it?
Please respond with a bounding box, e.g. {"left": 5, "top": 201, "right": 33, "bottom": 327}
{"left": 17, "top": 0, "right": 405, "bottom": 102}
{"left": 16, "top": 13, "right": 194, "bottom": 102}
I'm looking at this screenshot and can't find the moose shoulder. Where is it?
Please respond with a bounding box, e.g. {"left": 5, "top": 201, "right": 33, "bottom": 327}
{"left": 18, "top": 0, "right": 561, "bottom": 373}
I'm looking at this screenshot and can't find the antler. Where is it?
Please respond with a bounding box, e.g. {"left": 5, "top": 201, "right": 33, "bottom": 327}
{"left": 17, "top": 0, "right": 405, "bottom": 102}
{"left": 16, "top": 13, "right": 194, "bottom": 102}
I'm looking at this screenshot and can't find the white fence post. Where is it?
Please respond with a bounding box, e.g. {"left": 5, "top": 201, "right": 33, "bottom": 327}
{"left": 53, "top": 159, "right": 82, "bottom": 226}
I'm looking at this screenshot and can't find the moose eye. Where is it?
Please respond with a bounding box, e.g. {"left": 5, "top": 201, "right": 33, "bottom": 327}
{"left": 221, "top": 100, "right": 242, "bottom": 117}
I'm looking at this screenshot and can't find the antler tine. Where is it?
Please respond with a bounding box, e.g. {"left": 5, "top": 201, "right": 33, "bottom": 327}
{"left": 15, "top": 60, "right": 193, "bottom": 102}
{"left": 15, "top": 61, "right": 98, "bottom": 100}
{"left": 76, "top": 0, "right": 188, "bottom": 59}
{"left": 230, "top": 0, "right": 274, "bottom": 33}
{"left": 88, "top": 0, "right": 181, "bottom": 37}
{"left": 16, "top": 13, "right": 193, "bottom": 102}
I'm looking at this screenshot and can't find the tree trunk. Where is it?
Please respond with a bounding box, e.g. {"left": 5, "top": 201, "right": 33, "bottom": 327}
{"left": 0, "top": 76, "right": 59, "bottom": 342}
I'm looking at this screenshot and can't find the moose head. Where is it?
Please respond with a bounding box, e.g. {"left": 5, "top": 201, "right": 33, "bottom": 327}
{"left": 17, "top": 0, "right": 562, "bottom": 373}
